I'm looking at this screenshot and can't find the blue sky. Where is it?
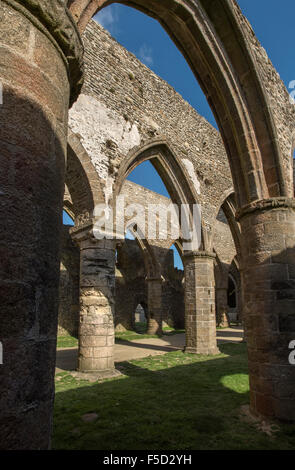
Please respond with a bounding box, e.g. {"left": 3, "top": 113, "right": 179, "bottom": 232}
{"left": 65, "top": 1, "right": 295, "bottom": 269}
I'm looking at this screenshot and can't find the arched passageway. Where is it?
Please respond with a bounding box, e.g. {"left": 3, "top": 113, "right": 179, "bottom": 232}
{"left": 1, "top": 0, "right": 295, "bottom": 450}
{"left": 70, "top": 0, "right": 294, "bottom": 204}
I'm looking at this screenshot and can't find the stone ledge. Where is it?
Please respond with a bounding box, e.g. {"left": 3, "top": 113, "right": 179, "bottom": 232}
{"left": 2, "top": 0, "right": 84, "bottom": 105}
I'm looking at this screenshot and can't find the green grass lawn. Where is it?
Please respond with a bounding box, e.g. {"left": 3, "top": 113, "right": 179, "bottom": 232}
{"left": 115, "top": 323, "right": 185, "bottom": 342}
{"left": 57, "top": 335, "right": 78, "bottom": 348}
{"left": 52, "top": 342, "right": 295, "bottom": 450}
{"left": 57, "top": 324, "right": 185, "bottom": 347}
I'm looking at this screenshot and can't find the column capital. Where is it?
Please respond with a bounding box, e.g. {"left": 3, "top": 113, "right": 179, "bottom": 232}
{"left": 70, "top": 221, "right": 95, "bottom": 244}
{"left": 145, "top": 276, "right": 163, "bottom": 283}
{"left": 236, "top": 197, "right": 295, "bottom": 221}
{"left": 183, "top": 250, "right": 216, "bottom": 261}
{"left": 70, "top": 223, "right": 117, "bottom": 252}
{"left": 3, "top": 0, "right": 84, "bottom": 105}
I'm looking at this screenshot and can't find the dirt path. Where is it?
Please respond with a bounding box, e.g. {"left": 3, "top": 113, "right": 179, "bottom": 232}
{"left": 55, "top": 327, "right": 244, "bottom": 374}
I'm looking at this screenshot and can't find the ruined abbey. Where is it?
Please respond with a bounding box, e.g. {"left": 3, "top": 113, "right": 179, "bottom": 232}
{"left": 1, "top": 0, "right": 295, "bottom": 450}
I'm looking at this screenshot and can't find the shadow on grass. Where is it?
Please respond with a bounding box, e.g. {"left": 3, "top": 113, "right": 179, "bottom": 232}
{"left": 52, "top": 343, "right": 295, "bottom": 450}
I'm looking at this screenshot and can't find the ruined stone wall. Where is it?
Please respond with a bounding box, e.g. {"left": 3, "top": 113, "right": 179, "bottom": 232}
{"left": 63, "top": 19, "right": 240, "bottom": 334}
{"left": 58, "top": 218, "right": 186, "bottom": 335}
{"left": 121, "top": 180, "right": 237, "bottom": 267}
{"left": 232, "top": 0, "right": 295, "bottom": 195}
{"left": 115, "top": 239, "right": 185, "bottom": 331}
{"left": 59, "top": 180, "right": 236, "bottom": 334}
{"left": 69, "top": 20, "right": 233, "bottom": 230}
{"left": 115, "top": 239, "right": 147, "bottom": 331}
{"left": 120, "top": 180, "right": 180, "bottom": 250}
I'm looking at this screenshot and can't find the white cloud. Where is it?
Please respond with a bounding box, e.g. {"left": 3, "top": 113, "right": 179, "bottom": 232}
{"left": 94, "top": 6, "right": 119, "bottom": 34}
{"left": 138, "top": 44, "right": 154, "bottom": 66}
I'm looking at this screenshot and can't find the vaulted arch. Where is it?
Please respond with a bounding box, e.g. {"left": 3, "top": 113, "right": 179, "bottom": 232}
{"left": 125, "top": 224, "right": 162, "bottom": 279}
{"left": 66, "top": 129, "right": 104, "bottom": 221}
{"left": 68, "top": 0, "right": 289, "bottom": 207}
{"left": 213, "top": 190, "right": 242, "bottom": 262}
{"left": 115, "top": 138, "right": 199, "bottom": 206}
{"left": 115, "top": 138, "right": 205, "bottom": 250}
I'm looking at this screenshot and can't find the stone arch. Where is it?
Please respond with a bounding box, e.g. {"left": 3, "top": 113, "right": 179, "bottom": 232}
{"left": 115, "top": 139, "right": 199, "bottom": 205}
{"left": 228, "top": 273, "right": 237, "bottom": 308}
{"left": 123, "top": 224, "right": 163, "bottom": 334}
{"left": 115, "top": 233, "right": 148, "bottom": 331}
{"left": 66, "top": 129, "right": 104, "bottom": 222}
{"left": 133, "top": 301, "right": 148, "bottom": 325}
{"left": 214, "top": 251, "right": 231, "bottom": 327}
{"left": 214, "top": 251, "right": 229, "bottom": 290}
{"left": 68, "top": 0, "right": 290, "bottom": 207}
{"left": 115, "top": 138, "right": 205, "bottom": 250}
{"left": 63, "top": 188, "right": 76, "bottom": 222}
{"left": 126, "top": 223, "right": 162, "bottom": 280}
{"left": 228, "top": 257, "right": 242, "bottom": 322}
{"left": 213, "top": 190, "right": 242, "bottom": 261}
{"left": 163, "top": 240, "right": 185, "bottom": 328}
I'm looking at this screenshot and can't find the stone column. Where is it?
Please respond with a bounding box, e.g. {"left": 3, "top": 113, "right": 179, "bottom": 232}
{"left": 238, "top": 200, "right": 295, "bottom": 421}
{"left": 236, "top": 278, "right": 243, "bottom": 324}
{"left": 239, "top": 265, "right": 247, "bottom": 341}
{"left": 216, "top": 287, "right": 230, "bottom": 328}
{"left": 146, "top": 277, "right": 163, "bottom": 336}
{"left": 184, "top": 252, "right": 219, "bottom": 355}
{"left": 72, "top": 227, "right": 116, "bottom": 373}
{"left": 0, "top": 0, "right": 83, "bottom": 449}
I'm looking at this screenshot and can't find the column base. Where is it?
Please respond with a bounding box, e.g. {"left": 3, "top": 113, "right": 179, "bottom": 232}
{"left": 78, "top": 355, "right": 114, "bottom": 372}
{"left": 147, "top": 319, "right": 162, "bottom": 336}
{"left": 184, "top": 346, "right": 220, "bottom": 356}
{"left": 72, "top": 368, "right": 121, "bottom": 382}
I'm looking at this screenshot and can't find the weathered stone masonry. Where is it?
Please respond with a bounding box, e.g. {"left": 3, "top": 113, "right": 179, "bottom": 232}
{"left": 69, "top": 20, "right": 234, "bottom": 230}
{"left": 0, "top": 0, "right": 83, "bottom": 449}
{"left": 1, "top": 0, "right": 295, "bottom": 450}
{"left": 66, "top": 8, "right": 295, "bottom": 422}
{"left": 59, "top": 180, "right": 237, "bottom": 337}
{"left": 68, "top": 19, "right": 236, "bottom": 362}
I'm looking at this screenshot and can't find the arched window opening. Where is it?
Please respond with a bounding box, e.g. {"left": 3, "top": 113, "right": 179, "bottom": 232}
{"left": 63, "top": 210, "right": 74, "bottom": 226}
{"left": 125, "top": 229, "right": 136, "bottom": 240}
{"left": 171, "top": 244, "right": 184, "bottom": 272}
{"left": 134, "top": 302, "right": 148, "bottom": 334}
{"left": 127, "top": 160, "right": 170, "bottom": 198}
{"left": 114, "top": 229, "right": 149, "bottom": 335}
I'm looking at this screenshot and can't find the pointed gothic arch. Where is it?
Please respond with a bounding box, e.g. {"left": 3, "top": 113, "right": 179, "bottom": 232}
{"left": 69, "top": 0, "right": 292, "bottom": 208}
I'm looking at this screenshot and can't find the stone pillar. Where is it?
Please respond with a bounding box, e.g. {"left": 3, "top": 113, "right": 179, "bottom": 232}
{"left": 72, "top": 227, "right": 116, "bottom": 373}
{"left": 0, "top": 0, "right": 83, "bottom": 449}
{"left": 238, "top": 200, "right": 295, "bottom": 421}
{"left": 146, "top": 277, "right": 163, "bottom": 336}
{"left": 184, "top": 252, "right": 219, "bottom": 355}
{"left": 216, "top": 287, "right": 230, "bottom": 328}
{"left": 239, "top": 266, "right": 247, "bottom": 341}
{"left": 236, "top": 279, "right": 243, "bottom": 324}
